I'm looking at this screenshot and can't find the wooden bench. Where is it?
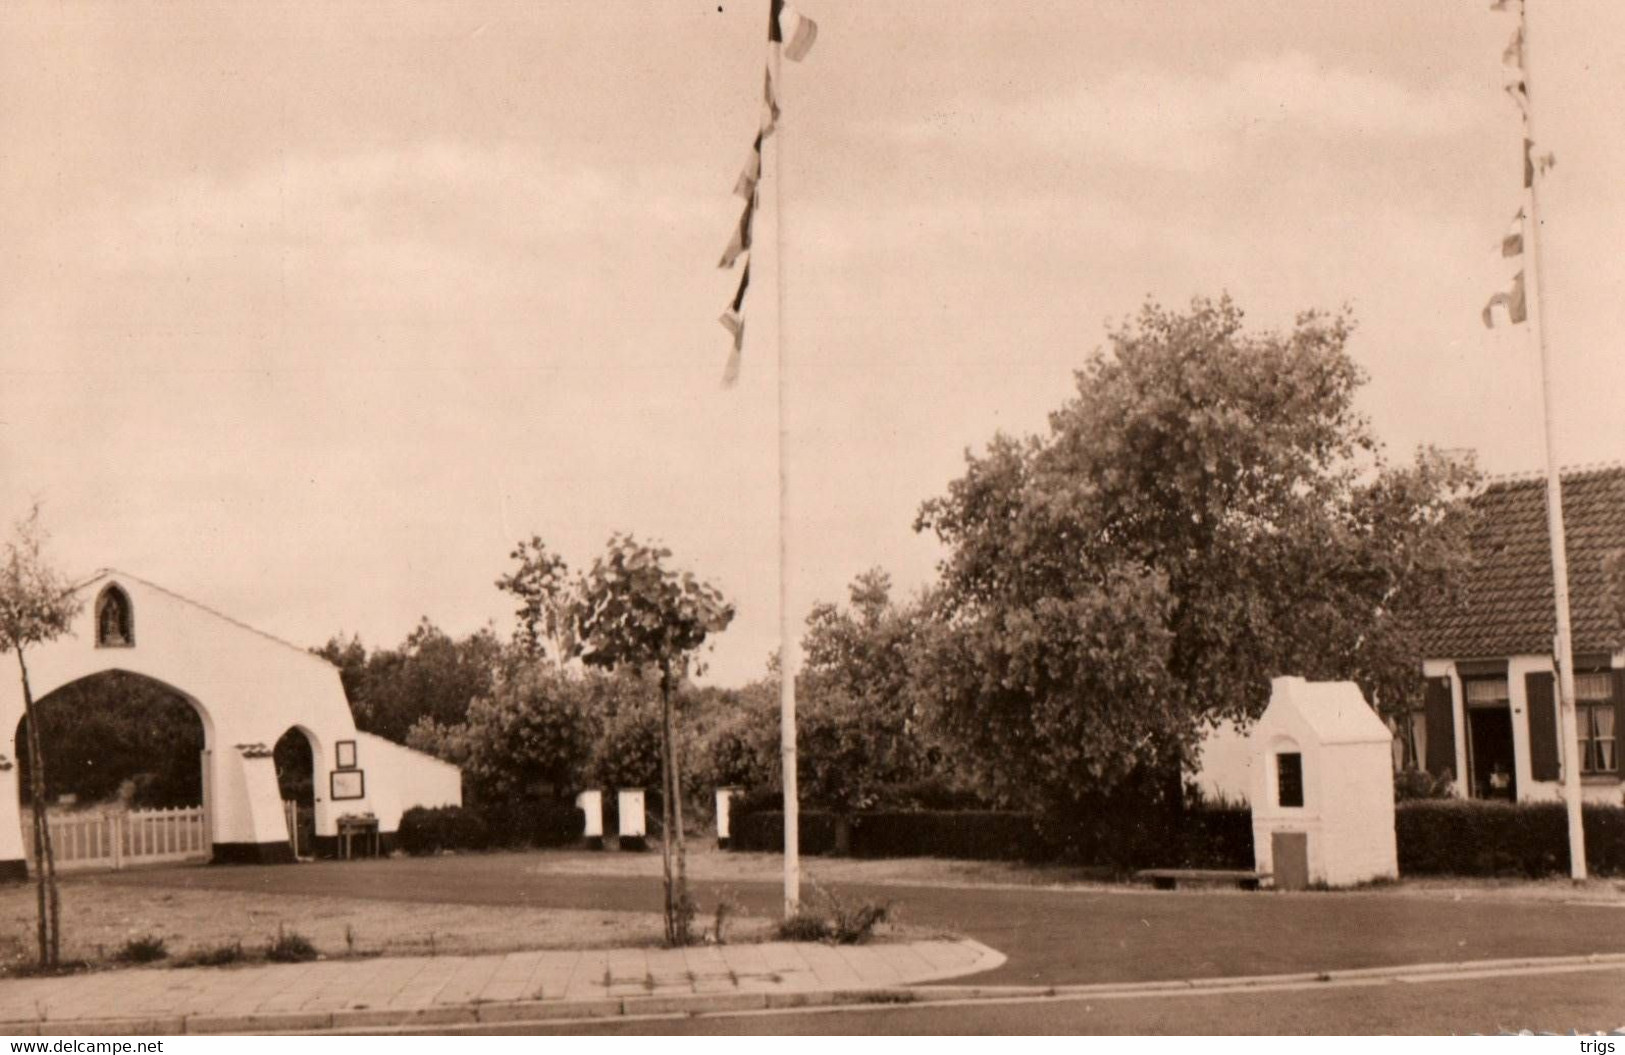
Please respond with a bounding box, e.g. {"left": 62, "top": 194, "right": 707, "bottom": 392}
{"left": 1136, "top": 868, "right": 1269, "bottom": 891}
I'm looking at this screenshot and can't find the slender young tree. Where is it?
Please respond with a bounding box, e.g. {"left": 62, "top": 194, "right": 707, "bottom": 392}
{"left": 0, "top": 506, "right": 84, "bottom": 966}
{"left": 570, "top": 535, "right": 734, "bottom": 945}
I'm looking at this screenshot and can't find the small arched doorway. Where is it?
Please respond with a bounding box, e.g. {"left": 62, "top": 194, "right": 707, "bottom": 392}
{"left": 273, "top": 728, "right": 317, "bottom": 859}
{"left": 15, "top": 671, "right": 211, "bottom": 871}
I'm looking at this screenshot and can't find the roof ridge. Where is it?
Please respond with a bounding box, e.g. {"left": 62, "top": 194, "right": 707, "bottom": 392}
{"left": 80, "top": 569, "right": 336, "bottom": 671}
{"left": 1481, "top": 461, "right": 1625, "bottom": 489}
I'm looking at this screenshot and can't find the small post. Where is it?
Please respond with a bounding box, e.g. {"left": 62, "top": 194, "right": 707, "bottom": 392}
{"left": 616, "top": 788, "right": 647, "bottom": 852}
{"left": 576, "top": 789, "right": 605, "bottom": 851}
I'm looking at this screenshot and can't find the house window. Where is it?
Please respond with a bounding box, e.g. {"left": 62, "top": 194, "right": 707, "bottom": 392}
{"left": 1277, "top": 752, "right": 1304, "bottom": 808}
{"left": 1463, "top": 677, "right": 1509, "bottom": 705}
{"left": 1398, "top": 710, "right": 1427, "bottom": 770}
{"left": 95, "top": 586, "right": 133, "bottom": 648}
{"left": 1575, "top": 672, "right": 1616, "bottom": 775}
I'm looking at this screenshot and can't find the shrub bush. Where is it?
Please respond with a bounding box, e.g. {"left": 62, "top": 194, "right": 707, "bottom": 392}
{"left": 397, "top": 805, "right": 491, "bottom": 855}
{"left": 398, "top": 801, "right": 586, "bottom": 854}
{"left": 1396, "top": 800, "right": 1625, "bottom": 878}
{"left": 1394, "top": 767, "right": 1455, "bottom": 802}
{"left": 114, "top": 934, "right": 168, "bottom": 964}
{"left": 265, "top": 927, "right": 319, "bottom": 963}
{"left": 772, "top": 887, "right": 891, "bottom": 944}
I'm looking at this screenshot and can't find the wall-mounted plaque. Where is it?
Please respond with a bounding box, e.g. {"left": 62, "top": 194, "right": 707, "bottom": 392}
{"left": 330, "top": 769, "right": 365, "bottom": 801}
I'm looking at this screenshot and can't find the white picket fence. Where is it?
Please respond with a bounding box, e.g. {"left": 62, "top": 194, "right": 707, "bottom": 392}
{"left": 283, "top": 799, "right": 302, "bottom": 858}
{"left": 19, "top": 806, "right": 210, "bottom": 873}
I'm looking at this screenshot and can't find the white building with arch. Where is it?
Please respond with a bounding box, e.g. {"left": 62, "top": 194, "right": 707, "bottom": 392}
{"left": 0, "top": 570, "right": 460, "bottom": 878}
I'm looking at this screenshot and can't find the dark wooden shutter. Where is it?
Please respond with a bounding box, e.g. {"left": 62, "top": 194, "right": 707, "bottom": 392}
{"left": 1423, "top": 677, "right": 1456, "bottom": 779}
{"left": 1525, "top": 671, "right": 1559, "bottom": 782}
{"left": 1613, "top": 669, "right": 1625, "bottom": 774}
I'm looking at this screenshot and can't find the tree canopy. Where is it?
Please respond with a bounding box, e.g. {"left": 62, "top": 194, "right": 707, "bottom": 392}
{"left": 313, "top": 619, "right": 502, "bottom": 744}
{"left": 915, "top": 296, "right": 1479, "bottom": 815}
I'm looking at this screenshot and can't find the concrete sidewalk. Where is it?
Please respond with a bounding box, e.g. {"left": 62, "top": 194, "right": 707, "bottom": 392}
{"left": 0, "top": 938, "right": 1004, "bottom": 1035}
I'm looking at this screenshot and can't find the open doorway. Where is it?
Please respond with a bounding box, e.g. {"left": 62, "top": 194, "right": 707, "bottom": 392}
{"left": 1468, "top": 707, "right": 1517, "bottom": 801}
{"left": 273, "top": 728, "right": 317, "bottom": 859}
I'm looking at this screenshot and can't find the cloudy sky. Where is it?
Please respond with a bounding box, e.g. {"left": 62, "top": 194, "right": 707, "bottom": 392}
{"left": 3, "top": 1, "right": 1623, "bottom": 685}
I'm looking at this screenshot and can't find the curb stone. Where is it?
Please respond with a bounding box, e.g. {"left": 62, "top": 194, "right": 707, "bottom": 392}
{"left": 7, "top": 949, "right": 1622, "bottom": 1035}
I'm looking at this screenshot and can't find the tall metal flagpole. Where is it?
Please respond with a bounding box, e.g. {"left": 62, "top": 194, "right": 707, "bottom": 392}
{"left": 772, "top": 33, "right": 801, "bottom": 914}
{"left": 1520, "top": 0, "right": 1587, "bottom": 879}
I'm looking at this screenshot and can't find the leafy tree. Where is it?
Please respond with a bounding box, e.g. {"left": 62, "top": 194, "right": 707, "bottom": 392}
{"left": 0, "top": 507, "right": 84, "bottom": 967}
{"left": 798, "top": 569, "right": 939, "bottom": 804}
{"left": 570, "top": 534, "right": 734, "bottom": 945}
{"left": 916, "top": 296, "right": 1479, "bottom": 845}
{"left": 700, "top": 678, "right": 779, "bottom": 792}
{"left": 313, "top": 620, "right": 502, "bottom": 744}
{"left": 495, "top": 536, "right": 576, "bottom": 658}
{"left": 451, "top": 662, "right": 603, "bottom": 802}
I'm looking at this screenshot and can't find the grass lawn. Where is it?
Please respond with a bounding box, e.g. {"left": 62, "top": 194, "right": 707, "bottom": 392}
{"left": 0, "top": 870, "right": 777, "bottom": 975}
{"left": 534, "top": 844, "right": 1625, "bottom": 906}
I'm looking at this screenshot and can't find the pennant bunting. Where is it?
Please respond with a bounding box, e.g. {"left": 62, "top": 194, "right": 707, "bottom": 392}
{"left": 1502, "top": 26, "right": 1523, "bottom": 69}
{"left": 761, "top": 69, "right": 780, "bottom": 138}
{"left": 1482, "top": 270, "right": 1527, "bottom": 328}
{"left": 719, "top": 311, "right": 745, "bottom": 388}
{"left": 734, "top": 137, "right": 762, "bottom": 199}
{"left": 718, "top": 193, "right": 756, "bottom": 269}
{"left": 1504, "top": 80, "right": 1528, "bottom": 117}
{"left": 1523, "top": 137, "right": 1534, "bottom": 188}
{"left": 715, "top": 1, "right": 819, "bottom": 387}
{"left": 718, "top": 260, "right": 751, "bottom": 388}
{"left": 777, "top": 0, "right": 819, "bottom": 62}
{"left": 1501, "top": 208, "right": 1524, "bottom": 257}
{"left": 1489, "top": 0, "right": 1518, "bottom": 10}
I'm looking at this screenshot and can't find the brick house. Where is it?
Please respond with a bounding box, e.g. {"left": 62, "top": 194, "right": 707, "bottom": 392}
{"left": 1412, "top": 465, "right": 1624, "bottom": 804}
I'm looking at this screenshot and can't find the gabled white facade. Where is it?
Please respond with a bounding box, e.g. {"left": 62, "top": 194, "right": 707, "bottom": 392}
{"left": 0, "top": 570, "right": 459, "bottom": 875}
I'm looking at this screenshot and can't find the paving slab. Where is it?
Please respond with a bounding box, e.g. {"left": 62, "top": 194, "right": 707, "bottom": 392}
{"left": 0, "top": 938, "right": 1003, "bottom": 1035}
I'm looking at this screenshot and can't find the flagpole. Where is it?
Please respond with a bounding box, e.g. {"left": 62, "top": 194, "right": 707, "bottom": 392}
{"left": 772, "top": 32, "right": 802, "bottom": 915}
{"left": 1520, "top": 0, "right": 1587, "bottom": 880}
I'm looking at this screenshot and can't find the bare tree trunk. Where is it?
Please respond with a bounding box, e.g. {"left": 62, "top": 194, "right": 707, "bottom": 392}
{"left": 28, "top": 785, "right": 45, "bottom": 967}
{"left": 17, "top": 651, "right": 57, "bottom": 966}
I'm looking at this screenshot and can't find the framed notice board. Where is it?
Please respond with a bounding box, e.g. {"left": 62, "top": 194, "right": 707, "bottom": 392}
{"left": 330, "top": 769, "right": 365, "bottom": 801}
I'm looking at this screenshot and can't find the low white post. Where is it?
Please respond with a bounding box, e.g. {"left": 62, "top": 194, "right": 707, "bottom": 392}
{"left": 616, "top": 788, "right": 646, "bottom": 851}
{"left": 715, "top": 786, "right": 739, "bottom": 850}
{"left": 575, "top": 789, "right": 604, "bottom": 850}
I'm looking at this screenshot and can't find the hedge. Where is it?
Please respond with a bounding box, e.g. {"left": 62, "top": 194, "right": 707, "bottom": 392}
{"left": 1395, "top": 800, "right": 1625, "bottom": 878}
{"left": 729, "top": 801, "right": 1625, "bottom": 878}
{"left": 730, "top": 807, "right": 1249, "bottom": 866}
{"left": 398, "top": 801, "right": 585, "bottom": 856}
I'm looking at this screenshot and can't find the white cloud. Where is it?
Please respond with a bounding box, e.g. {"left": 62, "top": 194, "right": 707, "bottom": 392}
{"left": 889, "top": 53, "right": 1481, "bottom": 172}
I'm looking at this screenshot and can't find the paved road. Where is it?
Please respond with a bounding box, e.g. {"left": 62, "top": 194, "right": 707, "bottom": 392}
{"left": 406, "top": 967, "right": 1625, "bottom": 1035}
{"left": 89, "top": 854, "right": 1625, "bottom": 988}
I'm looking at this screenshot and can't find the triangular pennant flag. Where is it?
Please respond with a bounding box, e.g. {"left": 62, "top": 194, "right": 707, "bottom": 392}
{"left": 733, "top": 137, "right": 762, "bottom": 199}
{"left": 1489, "top": 0, "right": 1517, "bottom": 10}
{"left": 730, "top": 257, "right": 752, "bottom": 312}
{"left": 1502, "top": 26, "right": 1524, "bottom": 69}
{"left": 1482, "top": 270, "right": 1527, "bottom": 328}
{"left": 778, "top": 1, "right": 819, "bottom": 62}
{"left": 1524, "top": 137, "right": 1534, "bottom": 188}
{"left": 1504, "top": 80, "right": 1528, "bottom": 117}
{"left": 719, "top": 310, "right": 745, "bottom": 387}
{"left": 718, "top": 194, "right": 756, "bottom": 269}
{"left": 1502, "top": 208, "right": 1524, "bottom": 257}
{"left": 761, "top": 69, "right": 780, "bottom": 138}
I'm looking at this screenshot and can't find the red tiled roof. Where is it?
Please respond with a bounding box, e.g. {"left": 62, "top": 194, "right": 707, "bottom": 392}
{"left": 1419, "top": 465, "right": 1625, "bottom": 660}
